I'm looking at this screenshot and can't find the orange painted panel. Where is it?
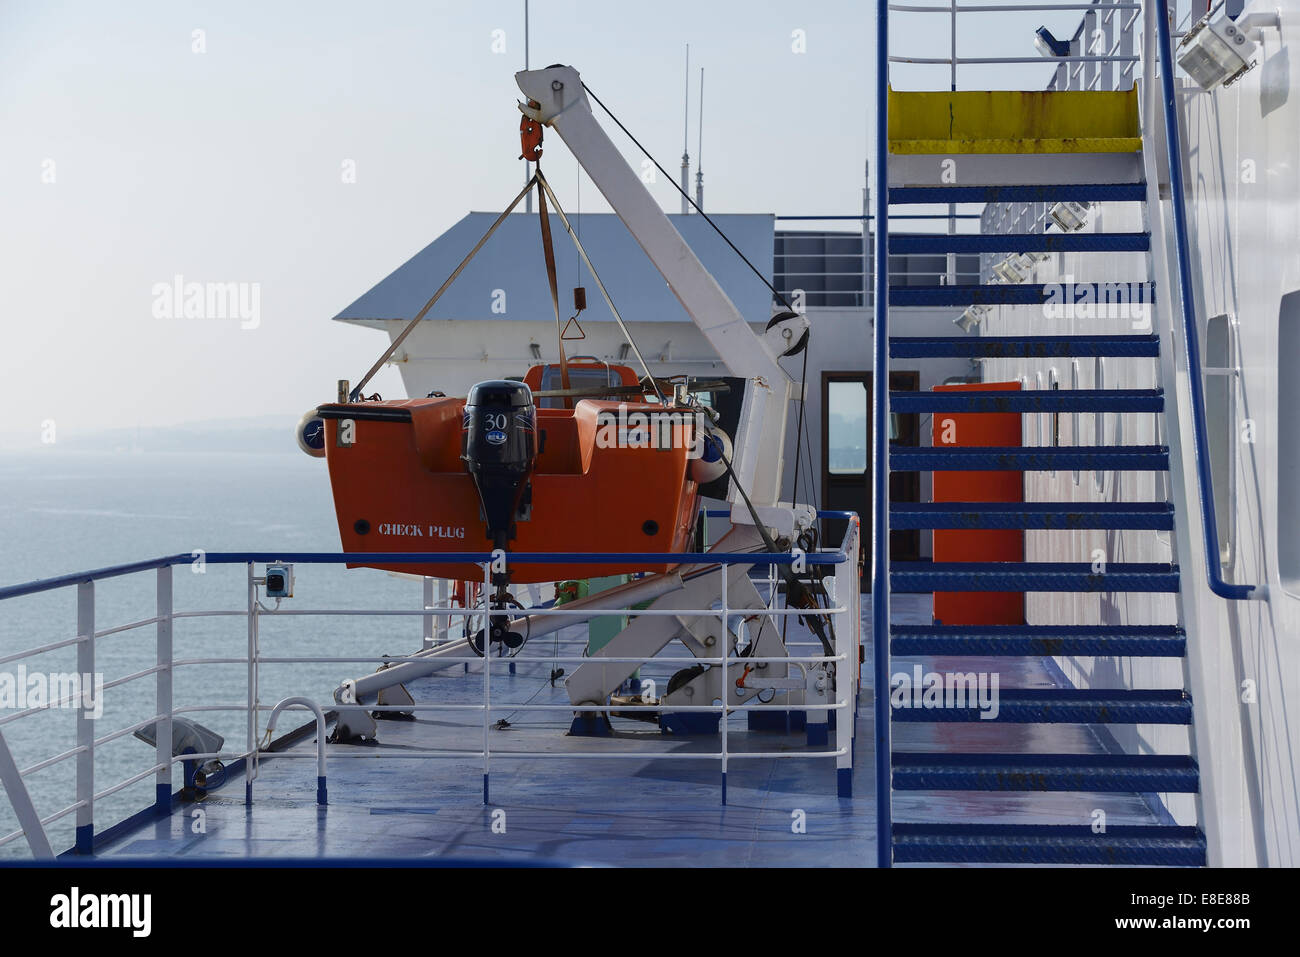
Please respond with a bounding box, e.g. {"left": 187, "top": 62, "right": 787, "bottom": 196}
{"left": 932, "top": 381, "right": 1024, "bottom": 625}
{"left": 321, "top": 396, "right": 700, "bottom": 583}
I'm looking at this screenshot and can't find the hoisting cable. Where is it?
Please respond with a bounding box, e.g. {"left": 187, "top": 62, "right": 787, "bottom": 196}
{"left": 349, "top": 175, "right": 538, "bottom": 401}
{"left": 534, "top": 168, "right": 666, "bottom": 405}
{"left": 711, "top": 442, "right": 835, "bottom": 659}
{"left": 573, "top": 84, "right": 833, "bottom": 652}
{"left": 580, "top": 81, "right": 821, "bottom": 515}
{"left": 535, "top": 172, "right": 572, "bottom": 407}
{"left": 580, "top": 81, "right": 793, "bottom": 314}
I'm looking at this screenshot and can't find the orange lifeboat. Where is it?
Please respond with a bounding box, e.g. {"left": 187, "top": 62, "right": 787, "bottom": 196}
{"left": 319, "top": 363, "right": 703, "bottom": 583}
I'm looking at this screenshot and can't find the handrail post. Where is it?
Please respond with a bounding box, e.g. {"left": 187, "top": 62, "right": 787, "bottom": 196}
{"left": 246, "top": 562, "right": 257, "bottom": 806}
{"left": 873, "top": 0, "right": 893, "bottom": 868}
{"left": 155, "top": 566, "right": 173, "bottom": 815}
{"left": 422, "top": 576, "right": 436, "bottom": 651}
{"left": 75, "top": 580, "right": 94, "bottom": 853}
{"left": 1151, "top": 0, "right": 1261, "bottom": 601}
{"left": 835, "top": 520, "right": 856, "bottom": 798}
{"left": 481, "top": 561, "right": 491, "bottom": 805}
{"left": 720, "top": 556, "right": 728, "bottom": 805}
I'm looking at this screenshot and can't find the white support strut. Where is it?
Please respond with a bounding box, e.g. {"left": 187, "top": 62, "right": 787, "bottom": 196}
{"left": 515, "top": 65, "right": 809, "bottom": 512}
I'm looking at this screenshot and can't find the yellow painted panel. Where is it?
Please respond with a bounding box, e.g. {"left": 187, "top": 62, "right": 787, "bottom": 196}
{"left": 888, "top": 89, "right": 1140, "bottom": 154}
{"left": 890, "top": 137, "right": 1143, "bottom": 154}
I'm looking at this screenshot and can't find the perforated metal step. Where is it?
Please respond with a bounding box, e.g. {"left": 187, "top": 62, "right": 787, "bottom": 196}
{"left": 888, "top": 183, "right": 1148, "bottom": 204}
{"left": 889, "top": 232, "right": 1149, "bottom": 254}
{"left": 890, "top": 561, "right": 1180, "bottom": 593}
{"left": 892, "top": 824, "right": 1207, "bottom": 866}
{"left": 889, "top": 282, "right": 1154, "bottom": 307}
{"left": 890, "top": 445, "right": 1169, "bottom": 471}
{"left": 888, "top": 688, "right": 1193, "bottom": 724}
{"left": 890, "top": 624, "right": 1186, "bottom": 657}
{"left": 888, "top": 333, "right": 1159, "bottom": 359}
{"left": 890, "top": 389, "right": 1163, "bottom": 414}
{"left": 889, "top": 501, "right": 1174, "bottom": 530}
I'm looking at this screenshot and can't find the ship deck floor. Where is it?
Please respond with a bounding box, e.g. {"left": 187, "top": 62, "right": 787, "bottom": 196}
{"left": 96, "top": 593, "right": 1166, "bottom": 866}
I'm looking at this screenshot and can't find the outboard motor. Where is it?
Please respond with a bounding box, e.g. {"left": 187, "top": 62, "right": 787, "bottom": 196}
{"left": 463, "top": 380, "right": 538, "bottom": 550}
{"left": 462, "top": 380, "right": 538, "bottom": 655}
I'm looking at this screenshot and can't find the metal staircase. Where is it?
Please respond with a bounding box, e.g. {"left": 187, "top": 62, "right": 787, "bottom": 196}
{"left": 870, "top": 0, "right": 1228, "bottom": 867}
{"left": 880, "top": 264, "right": 1206, "bottom": 862}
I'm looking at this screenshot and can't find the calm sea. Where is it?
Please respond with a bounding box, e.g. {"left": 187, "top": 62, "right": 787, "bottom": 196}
{"left": 0, "top": 449, "right": 427, "bottom": 857}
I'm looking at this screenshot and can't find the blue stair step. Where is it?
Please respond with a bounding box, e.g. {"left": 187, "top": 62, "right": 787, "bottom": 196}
{"left": 891, "top": 389, "right": 1163, "bottom": 414}
{"left": 889, "top": 333, "right": 1159, "bottom": 359}
{"left": 891, "top": 824, "right": 1206, "bottom": 866}
{"left": 889, "top": 232, "right": 1150, "bottom": 254}
{"left": 890, "top": 282, "right": 1154, "bottom": 307}
{"left": 888, "top": 183, "right": 1148, "bottom": 205}
{"left": 889, "top": 688, "right": 1193, "bottom": 724}
{"left": 890, "top": 561, "right": 1180, "bottom": 592}
{"left": 889, "top": 501, "right": 1174, "bottom": 530}
{"left": 891, "top": 624, "right": 1186, "bottom": 657}
{"left": 891, "top": 753, "right": 1199, "bottom": 792}
{"left": 890, "top": 445, "right": 1168, "bottom": 471}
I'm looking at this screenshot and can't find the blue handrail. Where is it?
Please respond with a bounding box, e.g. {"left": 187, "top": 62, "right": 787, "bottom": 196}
{"left": 872, "top": 0, "right": 893, "bottom": 868}
{"left": 0, "top": 542, "right": 852, "bottom": 603}
{"left": 1153, "top": 0, "right": 1260, "bottom": 601}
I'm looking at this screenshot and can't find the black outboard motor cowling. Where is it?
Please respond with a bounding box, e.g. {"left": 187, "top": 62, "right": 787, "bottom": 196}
{"left": 462, "top": 380, "right": 538, "bottom": 553}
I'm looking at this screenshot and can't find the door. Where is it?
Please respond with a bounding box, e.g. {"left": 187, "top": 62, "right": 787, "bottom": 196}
{"left": 821, "top": 371, "right": 920, "bottom": 560}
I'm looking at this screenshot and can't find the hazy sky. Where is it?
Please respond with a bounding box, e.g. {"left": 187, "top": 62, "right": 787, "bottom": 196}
{"left": 2, "top": 0, "right": 1079, "bottom": 436}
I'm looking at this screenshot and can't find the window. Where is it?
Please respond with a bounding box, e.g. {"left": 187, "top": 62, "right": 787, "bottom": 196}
{"left": 826, "top": 379, "right": 867, "bottom": 474}
{"left": 538, "top": 365, "right": 618, "bottom": 409}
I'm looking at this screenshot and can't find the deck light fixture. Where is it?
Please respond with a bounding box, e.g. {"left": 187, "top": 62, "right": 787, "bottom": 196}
{"left": 1050, "top": 200, "right": 1090, "bottom": 232}
{"left": 954, "top": 303, "right": 989, "bottom": 333}
{"left": 1034, "top": 26, "right": 1071, "bottom": 58}
{"left": 993, "top": 253, "right": 1034, "bottom": 284}
{"left": 1178, "top": 3, "right": 1279, "bottom": 91}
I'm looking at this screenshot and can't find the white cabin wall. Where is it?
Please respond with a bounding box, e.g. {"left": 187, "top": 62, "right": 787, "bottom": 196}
{"left": 981, "top": 190, "right": 1193, "bottom": 826}
{"left": 978, "top": 1, "right": 1300, "bottom": 864}
{"left": 1174, "top": 1, "right": 1300, "bottom": 866}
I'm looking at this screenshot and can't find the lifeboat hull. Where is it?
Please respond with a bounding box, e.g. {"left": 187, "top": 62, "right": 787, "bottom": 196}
{"left": 319, "top": 396, "right": 701, "bottom": 583}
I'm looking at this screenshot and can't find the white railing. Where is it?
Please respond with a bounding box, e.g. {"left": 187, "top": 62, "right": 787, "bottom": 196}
{"left": 0, "top": 517, "right": 861, "bottom": 859}
{"left": 888, "top": 0, "right": 1142, "bottom": 91}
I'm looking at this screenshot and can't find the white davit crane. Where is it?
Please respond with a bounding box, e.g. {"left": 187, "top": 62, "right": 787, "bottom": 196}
{"left": 515, "top": 65, "right": 813, "bottom": 539}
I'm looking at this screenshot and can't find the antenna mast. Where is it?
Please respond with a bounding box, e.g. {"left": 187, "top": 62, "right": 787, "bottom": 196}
{"left": 680, "top": 44, "right": 691, "bottom": 214}
{"left": 695, "top": 67, "right": 704, "bottom": 210}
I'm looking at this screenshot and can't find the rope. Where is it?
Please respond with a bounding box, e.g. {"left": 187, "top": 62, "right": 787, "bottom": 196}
{"left": 534, "top": 169, "right": 666, "bottom": 404}
{"left": 350, "top": 175, "right": 537, "bottom": 400}
{"left": 535, "top": 173, "right": 572, "bottom": 406}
